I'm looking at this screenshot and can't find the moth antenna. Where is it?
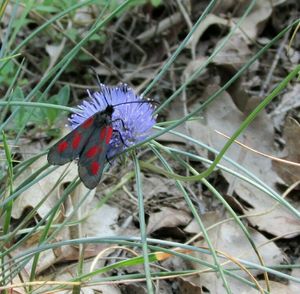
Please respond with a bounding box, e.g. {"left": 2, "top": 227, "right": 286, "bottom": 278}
{"left": 89, "top": 66, "right": 102, "bottom": 89}
{"left": 89, "top": 66, "right": 110, "bottom": 106}
{"left": 113, "top": 100, "right": 159, "bottom": 108}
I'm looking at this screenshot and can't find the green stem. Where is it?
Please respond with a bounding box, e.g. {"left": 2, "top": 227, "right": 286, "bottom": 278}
{"left": 133, "top": 154, "right": 154, "bottom": 294}
{"left": 0, "top": 101, "right": 75, "bottom": 112}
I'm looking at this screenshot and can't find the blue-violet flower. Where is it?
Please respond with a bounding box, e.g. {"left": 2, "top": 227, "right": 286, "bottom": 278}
{"left": 69, "top": 83, "right": 156, "bottom": 158}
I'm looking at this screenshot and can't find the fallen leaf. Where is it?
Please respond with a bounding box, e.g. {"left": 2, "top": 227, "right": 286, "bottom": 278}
{"left": 12, "top": 155, "right": 79, "bottom": 219}
{"left": 178, "top": 277, "right": 203, "bottom": 294}
{"left": 11, "top": 152, "right": 120, "bottom": 273}
{"left": 140, "top": 174, "right": 184, "bottom": 201}
{"left": 186, "top": 13, "right": 229, "bottom": 55}
{"left": 73, "top": 6, "right": 93, "bottom": 23}
{"left": 213, "top": 34, "right": 259, "bottom": 113}
{"left": 136, "top": 12, "right": 182, "bottom": 43}
{"left": 247, "top": 280, "right": 298, "bottom": 294}
{"left": 288, "top": 257, "right": 300, "bottom": 293}
{"left": 271, "top": 84, "right": 300, "bottom": 130}
{"left": 212, "top": 1, "right": 237, "bottom": 14}
{"left": 39, "top": 260, "right": 122, "bottom": 294}
{"left": 272, "top": 117, "right": 300, "bottom": 185}
{"left": 44, "top": 37, "right": 67, "bottom": 77}
{"left": 235, "top": 0, "right": 286, "bottom": 41}
{"left": 147, "top": 207, "right": 191, "bottom": 234}
{"left": 121, "top": 280, "right": 172, "bottom": 294}
{"left": 183, "top": 211, "right": 285, "bottom": 293}
{"left": 81, "top": 201, "right": 119, "bottom": 238}
{"left": 158, "top": 98, "right": 188, "bottom": 144}
{"left": 49, "top": 200, "right": 120, "bottom": 263}
{"left": 187, "top": 85, "right": 300, "bottom": 237}
{"left": 214, "top": 34, "right": 253, "bottom": 69}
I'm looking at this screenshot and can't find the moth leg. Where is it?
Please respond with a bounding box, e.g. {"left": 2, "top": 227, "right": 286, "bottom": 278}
{"left": 113, "top": 129, "right": 128, "bottom": 147}
{"left": 106, "top": 155, "right": 113, "bottom": 165}
{"left": 112, "top": 118, "right": 128, "bottom": 131}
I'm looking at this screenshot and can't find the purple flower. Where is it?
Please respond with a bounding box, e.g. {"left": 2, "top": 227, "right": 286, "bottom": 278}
{"left": 69, "top": 83, "right": 156, "bottom": 158}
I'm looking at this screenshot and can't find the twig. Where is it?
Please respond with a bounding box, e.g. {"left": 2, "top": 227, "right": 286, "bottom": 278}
{"left": 215, "top": 130, "right": 300, "bottom": 167}
{"left": 175, "top": 0, "right": 195, "bottom": 60}
{"left": 259, "top": 28, "right": 290, "bottom": 98}
{"left": 136, "top": 12, "right": 182, "bottom": 43}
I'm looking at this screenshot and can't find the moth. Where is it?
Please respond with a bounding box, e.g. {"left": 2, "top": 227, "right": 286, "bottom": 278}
{"left": 47, "top": 85, "right": 155, "bottom": 189}
{"left": 47, "top": 103, "right": 115, "bottom": 189}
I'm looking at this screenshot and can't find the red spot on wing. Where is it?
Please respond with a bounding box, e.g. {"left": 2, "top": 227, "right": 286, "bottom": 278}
{"left": 83, "top": 117, "right": 94, "bottom": 129}
{"left": 106, "top": 126, "right": 113, "bottom": 144}
{"left": 100, "top": 126, "right": 113, "bottom": 144}
{"left": 72, "top": 132, "right": 81, "bottom": 149}
{"left": 90, "top": 161, "right": 100, "bottom": 175}
{"left": 58, "top": 141, "right": 68, "bottom": 153}
{"left": 86, "top": 146, "right": 99, "bottom": 158}
{"left": 100, "top": 127, "right": 106, "bottom": 140}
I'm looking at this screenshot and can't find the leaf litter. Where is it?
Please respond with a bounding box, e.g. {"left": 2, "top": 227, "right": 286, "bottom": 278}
{"left": 3, "top": 0, "right": 300, "bottom": 293}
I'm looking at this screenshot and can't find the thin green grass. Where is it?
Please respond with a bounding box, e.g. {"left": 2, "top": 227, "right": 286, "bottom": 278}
{"left": 133, "top": 154, "right": 154, "bottom": 293}
{"left": 0, "top": 1, "right": 299, "bottom": 293}
{"left": 150, "top": 145, "right": 232, "bottom": 292}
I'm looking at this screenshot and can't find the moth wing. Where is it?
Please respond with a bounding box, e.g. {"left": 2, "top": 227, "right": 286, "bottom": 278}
{"left": 47, "top": 115, "right": 97, "bottom": 165}
{"left": 78, "top": 125, "right": 113, "bottom": 189}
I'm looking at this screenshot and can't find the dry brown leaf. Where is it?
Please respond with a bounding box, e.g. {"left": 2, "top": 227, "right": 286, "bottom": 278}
{"left": 273, "top": 117, "right": 300, "bottom": 185}
{"left": 2, "top": 3, "right": 23, "bottom": 26}
{"left": 12, "top": 155, "right": 79, "bottom": 219}
{"left": 183, "top": 211, "right": 284, "bottom": 293}
{"left": 178, "top": 277, "right": 203, "bottom": 294}
{"left": 182, "top": 56, "right": 208, "bottom": 80}
{"left": 288, "top": 257, "right": 300, "bottom": 293}
{"left": 212, "top": 0, "right": 237, "bottom": 14}
{"left": 120, "top": 284, "right": 147, "bottom": 294}
{"left": 136, "top": 12, "right": 182, "bottom": 43}
{"left": 18, "top": 201, "right": 119, "bottom": 274}
{"left": 44, "top": 38, "right": 67, "bottom": 77}
{"left": 147, "top": 207, "right": 191, "bottom": 234}
{"left": 236, "top": 0, "right": 286, "bottom": 41}
{"left": 214, "top": 34, "right": 253, "bottom": 69}
{"left": 213, "top": 34, "right": 259, "bottom": 113}
{"left": 39, "top": 260, "right": 122, "bottom": 294}
{"left": 11, "top": 154, "right": 120, "bottom": 273}
{"left": 121, "top": 280, "right": 172, "bottom": 294}
{"left": 158, "top": 98, "right": 188, "bottom": 143}
{"left": 11, "top": 182, "right": 90, "bottom": 274}
{"left": 187, "top": 85, "right": 300, "bottom": 237}
{"left": 6, "top": 273, "right": 29, "bottom": 294}
{"left": 247, "top": 280, "right": 299, "bottom": 294}
{"left": 75, "top": 200, "right": 120, "bottom": 259}
{"left": 141, "top": 174, "right": 184, "bottom": 200}
{"left": 271, "top": 84, "right": 300, "bottom": 129}
{"left": 186, "top": 13, "right": 229, "bottom": 54}
{"left": 81, "top": 201, "right": 119, "bottom": 238}
{"left": 54, "top": 200, "right": 120, "bottom": 263}
{"left": 73, "top": 6, "right": 93, "bottom": 23}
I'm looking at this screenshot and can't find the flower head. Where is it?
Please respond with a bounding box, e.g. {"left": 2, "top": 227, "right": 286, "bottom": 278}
{"left": 69, "top": 83, "right": 156, "bottom": 158}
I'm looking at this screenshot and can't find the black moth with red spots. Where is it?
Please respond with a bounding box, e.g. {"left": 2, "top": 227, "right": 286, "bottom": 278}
{"left": 47, "top": 105, "right": 114, "bottom": 189}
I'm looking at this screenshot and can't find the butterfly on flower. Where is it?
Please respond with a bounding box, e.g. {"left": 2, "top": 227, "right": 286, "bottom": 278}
{"left": 47, "top": 83, "right": 156, "bottom": 189}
